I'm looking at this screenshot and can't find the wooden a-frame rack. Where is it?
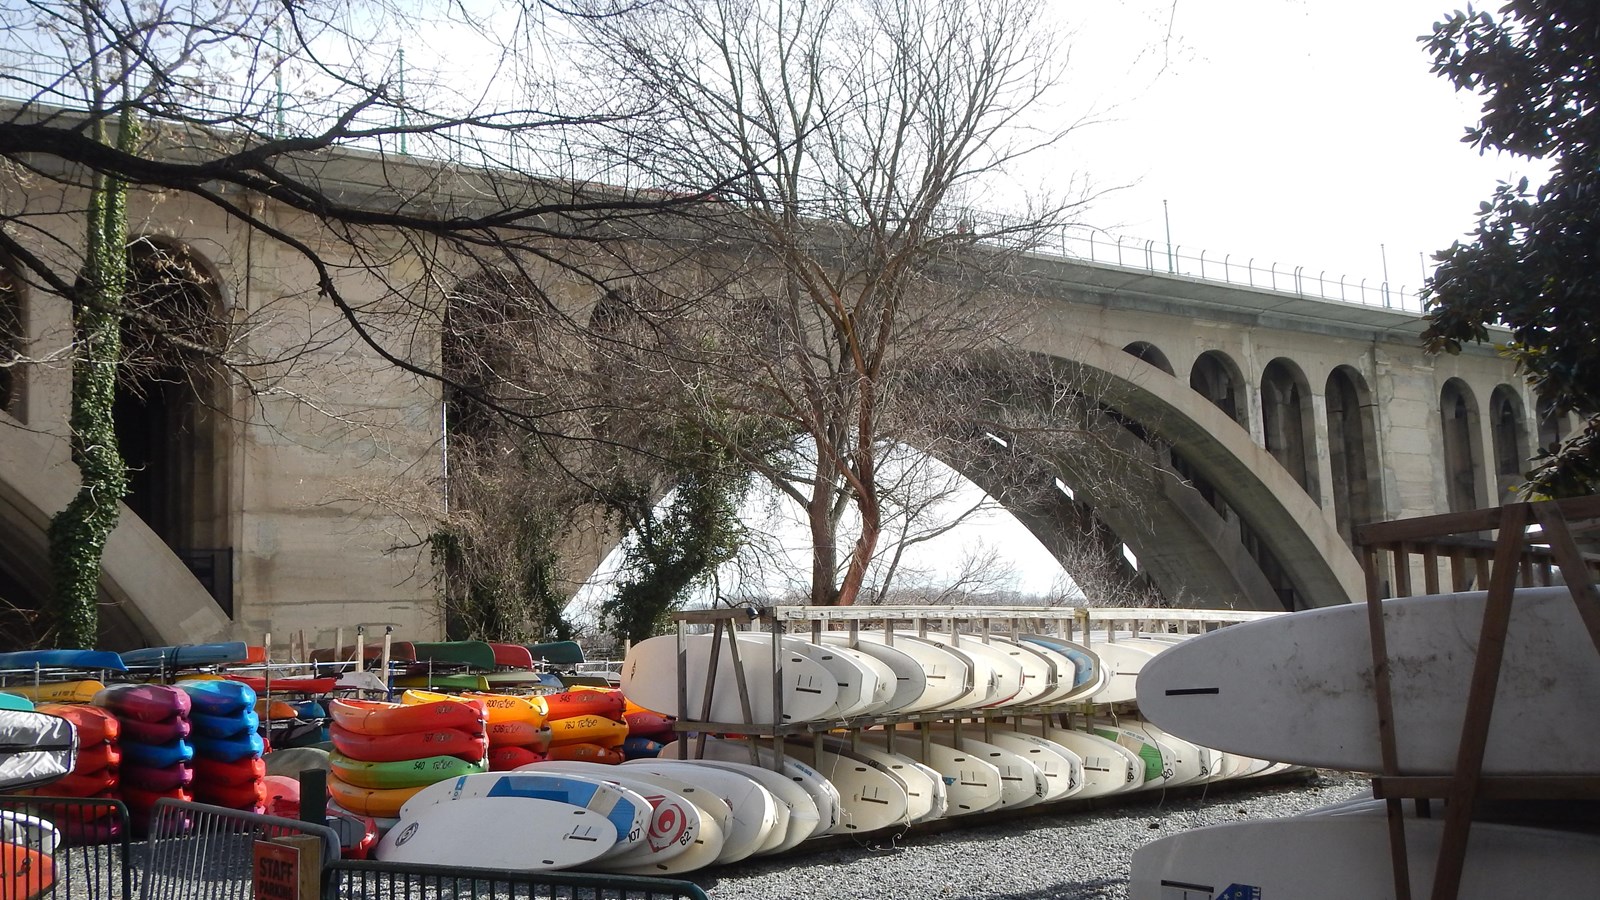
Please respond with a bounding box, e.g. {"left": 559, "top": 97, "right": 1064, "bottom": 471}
{"left": 1354, "top": 494, "right": 1600, "bottom": 900}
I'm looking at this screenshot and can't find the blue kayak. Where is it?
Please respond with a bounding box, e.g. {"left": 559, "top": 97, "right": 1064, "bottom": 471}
{"left": 120, "top": 738, "right": 195, "bottom": 770}
{"left": 190, "top": 708, "right": 260, "bottom": 740}
{"left": 179, "top": 680, "right": 256, "bottom": 716}
{"left": 0, "top": 649, "right": 127, "bottom": 672}
{"left": 124, "top": 642, "right": 249, "bottom": 668}
{"left": 190, "top": 730, "right": 264, "bottom": 762}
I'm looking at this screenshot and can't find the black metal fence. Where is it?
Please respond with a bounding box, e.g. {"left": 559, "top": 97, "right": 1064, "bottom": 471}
{"left": 0, "top": 794, "right": 134, "bottom": 900}
{"left": 139, "top": 799, "right": 339, "bottom": 900}
{"left": 328, "top": 860, "right": 710, "bottom": 900}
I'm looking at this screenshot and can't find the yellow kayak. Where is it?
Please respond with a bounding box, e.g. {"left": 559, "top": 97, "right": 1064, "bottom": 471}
{"left": 3, "top": 680, "right": 104, "bottom": 704}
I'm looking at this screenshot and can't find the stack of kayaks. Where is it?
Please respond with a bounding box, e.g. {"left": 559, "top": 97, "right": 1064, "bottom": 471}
{"left": 179, "top": 681, "right": 267, "bottom": 812}
{"left": 226, "top": 674, "right": 335, "bottom": 750}
{"left": 326, "top": 697, "right": 489, "bottom": 818}
{"left": 620, "top": 699, "right": 675, "bottom": 760}
{"left": 25, "top": 704, "right": 122, "bottom": 844}
{"left": 93, "top": 684, "right": 193, "bottom": 833}
{"left": 401, "top": 690, "right": 551, "bottom": 771}
{"left": 542, "top": 690, "right": 629, "bottom": 764}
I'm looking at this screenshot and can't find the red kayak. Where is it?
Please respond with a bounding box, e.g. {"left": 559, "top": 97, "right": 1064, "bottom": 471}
{"left": 192, "top": 755, "right": 267, "bottom": 787}
{"left": 543, "top": 742, "right": 625, "bottom": 765}
{"left": 541, "top": 690, "right": 625, "bottom": 723}
{"left": 486, "top": 746, "right": 546, "bottom": 771}
{"left": 94, "top": 684, "right": 191, "bottom": 723}
{"left": 329, "top": 723, "right": 487, "bottom": 764}
{"left": 223, "top": 675, "right": 337, "bottom": 695}
{"left": 38, "top": 704, "right": 120, "bottom": 745}
{"left": 486, "top": 721, "right": 552, "bottom": 750}
{"left": 329, "top": 698, "right": 485, "bottom": 737}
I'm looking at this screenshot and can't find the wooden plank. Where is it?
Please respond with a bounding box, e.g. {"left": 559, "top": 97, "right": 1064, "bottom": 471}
{"left": 1533, "top": 501, "right": 1600, "bottom": 658}
{"left": 1355, "top": 506, "right": 1507, "bottom": 544}
{"left": 1374, "top": 775, "right": 1600, "bottom": 801}
{"left": 1363, "top": 541, "right": 1412, "bottom": 900}
{"left": 1394, "top": 542, "right": 1413, "bottom": 597}
{"left": 1422, "top": 546, "right": 1440, "bottom": 595}
{"left": 1431, "top": 502, "right": 1530, "bottom": 900}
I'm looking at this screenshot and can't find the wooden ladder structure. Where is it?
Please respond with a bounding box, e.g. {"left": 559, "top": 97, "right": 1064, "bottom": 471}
{"left": 1354, "top": 495, "right": 1600, "bottom": 900}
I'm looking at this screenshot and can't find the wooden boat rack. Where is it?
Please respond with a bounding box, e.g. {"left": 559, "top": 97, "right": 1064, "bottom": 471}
{"left": 663, "top": 602, "right": 1277, "bottom": 766}
{"left": 1354, "top": 494, "right": 1600, "bottom": 900}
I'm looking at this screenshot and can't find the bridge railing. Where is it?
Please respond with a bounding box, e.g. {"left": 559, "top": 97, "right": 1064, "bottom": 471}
{"left": 1, "top": 47, "right": 1425, "bottom": 315}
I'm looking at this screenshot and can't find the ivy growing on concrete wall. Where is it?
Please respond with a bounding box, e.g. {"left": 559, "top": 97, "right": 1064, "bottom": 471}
{"left": 45, "top": 106, "right": 136, "bottom": 648}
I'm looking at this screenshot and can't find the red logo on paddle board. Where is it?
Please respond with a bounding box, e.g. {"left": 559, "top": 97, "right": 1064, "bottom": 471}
{"left": 645, "top": 797, "right": 687, "bottom": 851}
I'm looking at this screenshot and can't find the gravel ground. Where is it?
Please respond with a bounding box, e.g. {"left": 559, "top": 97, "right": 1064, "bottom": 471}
{"left": 689, "top": 771, "right": 1372, "bottom": 900}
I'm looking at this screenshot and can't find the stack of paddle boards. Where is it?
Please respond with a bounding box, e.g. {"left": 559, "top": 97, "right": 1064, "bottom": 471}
{"left": 326, "top": 697, "right": 489, "bottom": 818}
{"left": 27, "top": 704, "right": 122, "bottom": 844}
{"left": 541, "top": 690, "right": 629, "bottom": 765}
{"left": 94, "top": 684, "right": 193, "bottom": 833}
{"left": 1129, "top": 586, "right": 1600, "bottom": 899}
{"left": 180, "top": 681, "right": 268, "bottom": 812}
{"left": 401, "top": 689, "right": 551, "bottom": 772}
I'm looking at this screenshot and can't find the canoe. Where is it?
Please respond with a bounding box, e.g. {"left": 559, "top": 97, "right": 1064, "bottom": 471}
{"left": 327, "top": 774, "right": 428, "bottom": 818}
{"left": 0, "top": 695, "right": 30, "bottom": 712}
{"left": 180, "top": 681, "right": 256, "bottom": 716}
{"left": 486, "top": 746, "right": 546, "bottom": 771}
{"left": 0, "top": 649, "right": 127, "bottom": 673}
{"left": 328, "top": 751, "right": 487, "bottom": 790}
{"left": 119, "top": 715, "right": 191, "bottom": 745}
{"left": 119, "top": 739, "right": 194, "bottom": 770}
{"left": 190, "top": 731, "right": 265, "bottom": 763}
{"left": 2, "top": 680, "right": 104, "bottom": 704}
{"left": 547, "top": 714, "right": 628, "bottom": 748}
{"left": 193, "top": 779, "right": 268, "bottom": 810}
{"left": 542, "top": 690, "right": 625, "bottom": 723}
{"left": 485, "top": 721, "right": 551, "bottom": 750}
{"left": 329, "top": 724, "right": 488, "bottom": 764}
{"left": 93, "top": 684, "right": 192, "bottom": 723}
{"left": 544, "top": 743, "right": 625, "bottom": 765}
{"left": 0, "top": 709, "right": 78, "bottom": 792}
{"left": 38, "top": 704, "right": 119, "bottom": 745}
{"left": 409, "top": 641, "right": 498, "bottom": 671}
{"left": 122, "top": 642, "right": 250, "bottom": 669}
{"left": 526, "top": 641, "right": 584, "bottom": 665}
{"left": 391, "top": 674, "right": 490, "bottom": 692}
{"left": 402, "top": 690, "right": 546, "bottom": 727}
{"left": 310, "top": 642, "right": 417, "bottom": 665}
{"left": 223, "top": 675, "right": 337, "bottom": 695}
{"left": 120, "top": 761, "right": 193, "bottom": 792}
{"left": 190, "top": 709, "right": 260, "bottom": 740}
{"left": 193, "top": 754, "right": 267, "bottom": 787}
{"left": 489, "top": 644, "right": 534, "bottom": 669}
{"left": 330, "top": 698, "right": 485, "bottom": 737}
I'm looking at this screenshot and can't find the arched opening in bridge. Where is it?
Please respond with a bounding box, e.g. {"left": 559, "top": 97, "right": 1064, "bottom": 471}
{"left": 1123, "top": 341, "right": 1174, "bottom": 376}
{"left": 1439, "top": 378, "right": 1483, "bottom": 512}
{"left": 1189, "top": 350, "right": 1247, "bottom": 429}
{"left": 1490, "top": 384, "right": 1528, "bottom": 496}
{"left": 1260, "top": 358, "right": 1317, "bottom": 501}
{"left": 113, "top": 238, "right": 233, "bottom": 614}
{"left": 0, "top": 261, "right": 23, "bottom": 421}
{"left": 1535, "top": 387, "right": 1569, "bottom": 456}
{"left": 1325, "top": 366, "right": 1378, "bottom": 545}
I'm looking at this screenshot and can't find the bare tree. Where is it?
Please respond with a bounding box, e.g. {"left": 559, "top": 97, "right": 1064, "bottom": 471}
{"left": 564, "top": 0, "right": 1131, "bottom": 607}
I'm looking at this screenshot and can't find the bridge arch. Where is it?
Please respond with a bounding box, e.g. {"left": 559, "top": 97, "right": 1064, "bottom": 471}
{"left": 1324, "top": 365, "right": 1379, "bottom": 545}
{"left": 1016, "top": 337, "right": 1362, "bottom": 609}
{"left": 1123, "top": 341, "right": 1174, "bottom": 376}
{"left": 1260, "top": 357, "right": 1318, "bottom": 500}
{"left": 1189, "top": 350, "right": 1248, "bottom": 429}
{"left": 1440, "top": 377, "right": 1484, "bottom": 512}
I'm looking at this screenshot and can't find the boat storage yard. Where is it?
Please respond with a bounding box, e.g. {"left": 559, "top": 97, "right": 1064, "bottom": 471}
{"left": 2, "top": 496, "right": 1599, "bottom": 900}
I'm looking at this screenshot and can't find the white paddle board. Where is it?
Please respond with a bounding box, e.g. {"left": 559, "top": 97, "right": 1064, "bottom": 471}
{"left": 1089, "top": 720, "right": 1176, "bottom": 788}
{"left": 983, "top": 638, "right": 1061, "bottom": 706}
{"left": 397, "top": 771, "right": 649, "bottom": 857}
{"left": 575, "top": 766, "right": 729, "bottom": 875}
{"left": 683, "top": 758, "right": 821, "bottom": 853}
{"left": 1130, "top": 814, "right": 1600, "bottom": 900}
{"left": 1135, "top": 586, "right": 1600, "bottom": 774}
{"left": 786, "top": 639, "right": 881, "bottom": 719}
{"left": 659, "top": 737, "right": 844, "bottom": 837}
{"left": 781, "top": 741, "right": 912, "bottom": 833}
{"left": 983, "top": 729, "right": 1084, "bottom": 802}
{"left": 509, "top": 761, "right": 702, "bottom": 868}
{"left": 1085, "top": 640, "right": 1159, "bottom": 704}
{"left": 816, "top": 633, "right": 927, "bottom": 714}
{"left": 1019, "top": 635, "right": 1106, "bottom": 701}
{"left": 860, "top": 731, "right": 1003, "bottom": 816}
{"left": 918, "top": 633, "right": 1021, "bottom": 708}
{"left": 819, "top": 736, "right": 941, "bottom": 824}
{"left": 622, "top": 632, "right": 840, "bottom": 725}
{"left": 376, "top": 797, "right": 616, "bottom": 870}
{"left": 621, "top": 759, "right": 779, "bottom": 863}
{"left": 922, "top": 728, "right": 1046, "bottom": 809}
{"left": 1042, "top": 727, "right": 1144, "bottom": 797}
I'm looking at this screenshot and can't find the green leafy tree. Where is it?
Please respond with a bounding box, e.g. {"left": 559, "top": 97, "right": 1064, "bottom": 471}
{"left": 1420, "top": 1, "right": 1600, "bottom": 497}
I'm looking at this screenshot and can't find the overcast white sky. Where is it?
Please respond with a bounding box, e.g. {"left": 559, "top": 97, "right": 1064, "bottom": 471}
{"left": 1033, "top": 0, "right": 1528, "bottom": 296}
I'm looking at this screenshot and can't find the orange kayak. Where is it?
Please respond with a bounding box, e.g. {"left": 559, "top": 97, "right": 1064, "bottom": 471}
{"left": 329, "top": 697, "right": 485, "bottom": 737}
{"left": 486, "top": 720, "right": 552, "bottom": 750}
{"left": 38, "top": 703, "right": 120, "bottom": 745}
{"left": 402, "top": 690, "right": 547, "bottom": 727}
{"left": 547, "top": 714, "right": 628, "bottom": 748}
{"left": 541, "top": 690, "right": 624, "bottom": 722}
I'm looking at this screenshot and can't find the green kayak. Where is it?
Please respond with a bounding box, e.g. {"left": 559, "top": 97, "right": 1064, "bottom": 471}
{"left": 409, "top": 641, "right": 498, "bottom": 671}
{"left": 391, "top": 673, "right": 490, "bottom": 692}
{"left": 328, "top": 750, "right": 488, "bottom": 789}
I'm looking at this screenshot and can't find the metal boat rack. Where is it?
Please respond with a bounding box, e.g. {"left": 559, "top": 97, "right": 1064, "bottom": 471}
{"left": 1354, "top": 495, "right": 1600, "bottom": 900}
{"left": 662, "top": 603, "right": 1276, "bottom": 765}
